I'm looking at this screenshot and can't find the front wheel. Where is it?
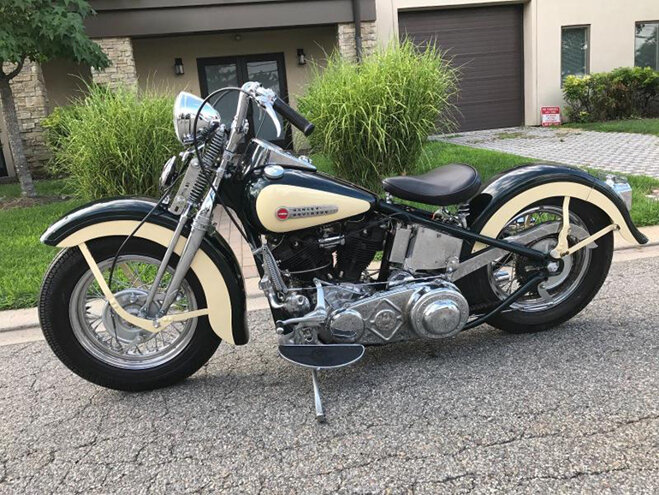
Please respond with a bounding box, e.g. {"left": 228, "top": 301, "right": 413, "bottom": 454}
{"left": 39, "top": 237, "right": 221, "bottom": 391}
{"left": 463, "top": 198, "right": 614, "bottom": 333}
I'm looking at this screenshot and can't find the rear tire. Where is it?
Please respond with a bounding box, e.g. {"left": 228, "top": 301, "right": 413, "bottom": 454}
{"left": 462, "top": 198, "right": 613, "bottom": 334}
{"left": 39, "top": 237, "right": 221, "bottom": 391}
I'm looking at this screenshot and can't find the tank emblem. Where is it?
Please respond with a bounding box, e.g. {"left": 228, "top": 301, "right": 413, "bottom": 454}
{"left": 275, "top": 205, "right": 339, "bottom": 221}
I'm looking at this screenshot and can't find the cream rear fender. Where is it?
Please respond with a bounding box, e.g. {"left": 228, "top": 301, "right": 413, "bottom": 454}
{"left": 40, "top": 198, "right": 248, "bottom": 345}
{"left": 465, "top": 164, "right": 648, "bottom": 253}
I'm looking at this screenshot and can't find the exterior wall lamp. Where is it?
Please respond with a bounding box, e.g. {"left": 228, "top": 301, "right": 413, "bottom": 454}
{"left": 174, "top": 58, "right": 184, "bottom": 76}
{"left": 297, "top": 49, "right": 307, "bottom": 66}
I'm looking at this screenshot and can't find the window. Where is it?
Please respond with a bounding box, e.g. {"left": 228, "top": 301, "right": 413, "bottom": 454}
{"left": 197, "top": 53, "right": 291, "bottom": 149}
{"left": 561, "top": 25, "right": 590, "bottom": 83}
{"left": 635, "top": 21, "right": 659, "bottom": 70}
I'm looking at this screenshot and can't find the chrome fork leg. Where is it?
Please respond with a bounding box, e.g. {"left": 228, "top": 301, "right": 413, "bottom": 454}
{"left": 158, "top": 190, "right": 215, "bottom": 316}
{"left": 158, "top": 221, "right": 207, "bottom": 315}
{"left": 141, "top": 207, "right": 190, "bottom": 316}
{"left": 311, "top": 368, "right": 326, "bottom": 423}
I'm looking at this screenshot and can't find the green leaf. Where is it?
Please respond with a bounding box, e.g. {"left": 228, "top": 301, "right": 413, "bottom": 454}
{"left": 0, "top": 0, "right": 109, "bottom": 76}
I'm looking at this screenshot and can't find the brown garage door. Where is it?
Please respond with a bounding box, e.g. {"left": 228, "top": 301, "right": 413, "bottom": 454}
{"left": 399, "top": 5, "right": 524, "bottom": 132}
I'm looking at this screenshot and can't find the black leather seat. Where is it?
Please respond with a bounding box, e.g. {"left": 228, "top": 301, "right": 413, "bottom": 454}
{"left": 382, "top": 164, "right": 481, "bottom": 206}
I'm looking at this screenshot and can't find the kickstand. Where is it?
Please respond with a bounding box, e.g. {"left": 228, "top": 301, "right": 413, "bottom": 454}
{"left": 311, "top": 368, "right": 326, "bottom": 423}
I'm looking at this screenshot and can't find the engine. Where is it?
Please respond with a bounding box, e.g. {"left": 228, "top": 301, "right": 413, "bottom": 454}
{"left": 269, "top": 215, "right": 387, "bottom": 283}
{"left": 268, "top": 217, "right": 470, "bottom": 346}
{"left": 319, "top": 278, "right": 469, "bottom": 345}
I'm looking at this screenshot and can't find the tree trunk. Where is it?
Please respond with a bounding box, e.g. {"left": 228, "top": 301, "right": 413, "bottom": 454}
{"left": 0, "top": 77, "right": 36, "bottom": 197}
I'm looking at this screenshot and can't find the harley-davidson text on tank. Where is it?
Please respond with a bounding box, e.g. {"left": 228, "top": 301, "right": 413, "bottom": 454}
{"left": 275, "top": 205, "right": 339, "bottom": 221}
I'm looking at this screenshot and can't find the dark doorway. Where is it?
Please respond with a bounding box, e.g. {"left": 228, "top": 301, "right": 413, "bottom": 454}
{"left": 0, "top": 138, "right": 8, "bottom": 177}
{"left": 197, "top": 53, "right": 292, "bottom": 149}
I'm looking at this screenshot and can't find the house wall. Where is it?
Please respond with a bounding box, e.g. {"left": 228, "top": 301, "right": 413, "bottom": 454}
{"left": 132, "top": 26, "right": 338, "bottom": 107}
{"left": 533, "top": 0, "right": 658, "bottom": 123}
{"left": 375, "top": 0, "right": 659, "bottom": 125}
{"left": 41, "top": 59, "right": 93, "bottom": 111}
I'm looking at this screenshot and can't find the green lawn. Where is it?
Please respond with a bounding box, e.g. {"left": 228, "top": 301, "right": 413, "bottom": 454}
{"left": 0, "top": 181, "right": 84, "bottom": 310}
{"left": 0, "top": 178, "right": 70, "bottom": 198}
{"left": 564, "top": 118, "right": 659, "bottom": 136}
{"left": 1, "top": 141, "right": 658, "bottom": 311}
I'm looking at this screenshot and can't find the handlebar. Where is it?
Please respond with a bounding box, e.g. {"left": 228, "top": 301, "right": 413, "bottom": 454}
{"left": 273, "top": 97, "right": 315, "bottom": 137}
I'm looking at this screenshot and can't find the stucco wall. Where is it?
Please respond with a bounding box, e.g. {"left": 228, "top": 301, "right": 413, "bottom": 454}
{"left": 131, "top": 26, "right": 338, "bottom": 107}
{"left": 533, "top": 0, "right": 658, "bottom": 124}
{"left": 375, "top": 0, "right": 659, "bottom": 126}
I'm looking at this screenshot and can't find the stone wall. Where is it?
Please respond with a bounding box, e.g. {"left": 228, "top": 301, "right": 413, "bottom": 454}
{"left": 337, "top": 21, "right": 377, "bottom": 62}
{"left": 91, "top": 37, "right": 138, "bottom": 88}
{"left": 1, "top": 60, "right": 50, "bottom": 175}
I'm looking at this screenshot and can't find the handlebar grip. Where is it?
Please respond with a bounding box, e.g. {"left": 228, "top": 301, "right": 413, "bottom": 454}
{"left": 273, "top": 97, "right": 314, "bottom": 137}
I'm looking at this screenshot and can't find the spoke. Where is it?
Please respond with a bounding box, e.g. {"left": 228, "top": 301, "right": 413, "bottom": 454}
{"left": 86, "top": 310, "right": 102, "bottom": 321}
{"left": 118, "top": 262, "right": 137, "bottom": 285}
{"left": 88, "top": 287, "right": 105, "bottom": 299}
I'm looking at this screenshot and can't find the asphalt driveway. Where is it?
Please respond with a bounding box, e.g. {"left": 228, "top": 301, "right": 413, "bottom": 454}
{"left": 1, "top": 257, "right": 658, "bottom": 494}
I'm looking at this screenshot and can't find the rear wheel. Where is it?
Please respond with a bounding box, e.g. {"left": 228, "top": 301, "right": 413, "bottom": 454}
{"left": 464, "top": 198, "right": 613, "bottom": 333}
{"left": 39, "top": 237, "right": 221, "bottom": 391}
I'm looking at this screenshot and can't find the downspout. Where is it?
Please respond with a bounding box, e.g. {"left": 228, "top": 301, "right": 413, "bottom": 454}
{"left": 351, "top": 0, "right": 363, "bottom": 62}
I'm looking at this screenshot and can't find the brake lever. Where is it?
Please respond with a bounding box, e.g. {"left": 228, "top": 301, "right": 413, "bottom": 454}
{"left": 254, "top": 94, "right": 282, "bottom": 138}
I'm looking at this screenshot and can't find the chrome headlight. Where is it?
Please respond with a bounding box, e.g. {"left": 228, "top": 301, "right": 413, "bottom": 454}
{"left": 173, "top": 91, "right": 220, "bottom": 145}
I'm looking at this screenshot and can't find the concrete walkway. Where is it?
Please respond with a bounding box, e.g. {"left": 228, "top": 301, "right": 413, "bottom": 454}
{"left": 434, "top": 126, "right": 659, "bottom": 178}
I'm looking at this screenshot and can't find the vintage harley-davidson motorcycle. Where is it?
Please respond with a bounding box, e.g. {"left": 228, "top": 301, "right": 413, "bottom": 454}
{"left": 40, "top": 81, "right": 646, "bottom": 421}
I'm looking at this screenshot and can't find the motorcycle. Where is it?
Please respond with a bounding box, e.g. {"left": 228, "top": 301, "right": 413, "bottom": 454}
{"left": 39, "top": 81, "right": 647, "bottom": 421}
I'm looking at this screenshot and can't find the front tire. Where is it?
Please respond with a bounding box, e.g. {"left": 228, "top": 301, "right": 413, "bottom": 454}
{"left": 39, "top": 237, "right": 221, "bottom": 391}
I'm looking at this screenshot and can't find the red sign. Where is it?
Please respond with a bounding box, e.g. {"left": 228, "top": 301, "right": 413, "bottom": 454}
{"left": 276, "top": 208, "right": 289, "bottom": 220}
{"left": 541, "top": 106, "right": 561, "bottom": 126}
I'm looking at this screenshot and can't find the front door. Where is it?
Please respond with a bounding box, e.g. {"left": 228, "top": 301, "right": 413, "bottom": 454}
{"left": 197, "top": 53, "right": 291, "bottom": 149}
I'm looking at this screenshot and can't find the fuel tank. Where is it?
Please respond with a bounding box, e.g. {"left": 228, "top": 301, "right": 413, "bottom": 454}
{"left": 245, "top": 167, "right": 377, "bottom": 234}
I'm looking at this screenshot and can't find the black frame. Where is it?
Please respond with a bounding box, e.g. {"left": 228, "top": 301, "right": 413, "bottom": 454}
{"left": 376, "top": 201, "right": 547, "bottom": 262}
{"left": 197, "top": 52, "right": 293, "bottom": 149}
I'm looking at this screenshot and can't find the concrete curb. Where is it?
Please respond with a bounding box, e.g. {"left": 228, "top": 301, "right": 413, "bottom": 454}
{"left": 1, "top": 227, "right": 658, "bottom": 335}
{"left": 0, "top": 308, "right": 39, "bottom": 333}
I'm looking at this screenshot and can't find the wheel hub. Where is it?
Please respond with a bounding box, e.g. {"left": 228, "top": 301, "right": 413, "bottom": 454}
{"left": 531, "top": 238, "right": 573, "bottom": 290}
{"left": 101, "top": 289, "right": 159, "bottom": 346}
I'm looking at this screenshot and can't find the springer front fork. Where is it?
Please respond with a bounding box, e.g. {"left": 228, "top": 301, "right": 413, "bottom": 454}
{"left": 141, "top": 84, "right": 255, "bottom": 319}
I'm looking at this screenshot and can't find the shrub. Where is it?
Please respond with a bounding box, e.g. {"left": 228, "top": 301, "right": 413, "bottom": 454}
{"left": 297, "top": 40, "right": 457, "bottom": 189}
{"left": 42, "top": 104, "right": 84, "bottom": 157}
{"left": 42, "top": 85, "right": 180, "bottom": 200}
{"left": 563, "top": 67, "right": 659, "bottom": 123}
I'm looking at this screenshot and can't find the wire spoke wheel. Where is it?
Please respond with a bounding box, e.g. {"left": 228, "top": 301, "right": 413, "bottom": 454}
{"left": 487, "top": 205, "right": 593, "bottom": 313}
{"left": 69, "top": 255, "right": 198, "bottom": 369}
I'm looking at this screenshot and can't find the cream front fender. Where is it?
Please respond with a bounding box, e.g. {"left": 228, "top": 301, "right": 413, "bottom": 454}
{"left": 56, "top": 220, "right": 240, "bottom": 344}
{"left": 471, "top": 181, "right": 646, "bottom": 253}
